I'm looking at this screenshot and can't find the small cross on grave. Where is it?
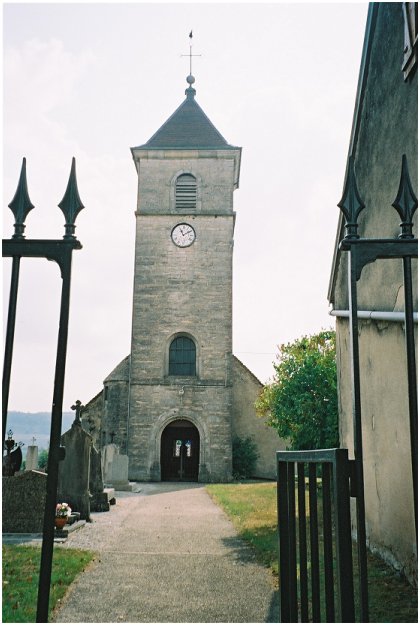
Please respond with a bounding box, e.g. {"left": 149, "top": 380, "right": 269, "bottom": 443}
{"left": 71, "top": 399, "right": 85, "bottom": 425}
{"left": 31, "top": 436, "right": 36, "bottom": 446}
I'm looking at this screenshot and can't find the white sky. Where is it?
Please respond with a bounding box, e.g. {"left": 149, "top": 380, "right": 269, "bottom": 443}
{"left": 3, "top": 1, "right": 368, "bottom": 412}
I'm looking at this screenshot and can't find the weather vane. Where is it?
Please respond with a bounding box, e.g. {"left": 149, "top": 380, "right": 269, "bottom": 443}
{"left": 181, "top": 30, "right": 201, "bottom": 77}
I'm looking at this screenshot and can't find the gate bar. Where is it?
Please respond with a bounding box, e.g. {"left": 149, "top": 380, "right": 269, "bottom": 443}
{"left": 348, "top": 249, "right": 369, "bottom": 621}
{"left": 297, "top": 463, "right": 309, "bottom": 622}
{"left": 2, "top": 256, "right": 21, "bottom": 446}
{"left": 402, "top": 255, "right": 418, "bottom": 538}
{"left": 308, "top": 463, "right": 321, "bottom": 622}
{"left": 36, "top": 252, "right": 73, "bottom": 622}
{"left": 277, "top": 460, "right": 291, "bottom": 621}
{"left": 287, "top": 462, "right": 298, "bottom": 621}
{"left": 322, "top": 463, "right": 335, "bottom": 622}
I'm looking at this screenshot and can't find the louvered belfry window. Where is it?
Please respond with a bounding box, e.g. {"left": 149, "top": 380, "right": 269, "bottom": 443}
{"left": 175, "top": 174, "right": 197, "bottom": 211}
{"left": 169, "top": 336, "right": 196, "bottom": 376}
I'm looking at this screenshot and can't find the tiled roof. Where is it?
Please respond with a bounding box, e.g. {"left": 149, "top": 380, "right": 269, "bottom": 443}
{"left": 134, "top": 87, "right": 238, "bottom": 150}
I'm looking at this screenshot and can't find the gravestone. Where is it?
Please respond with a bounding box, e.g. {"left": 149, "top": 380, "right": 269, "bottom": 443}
{"left": 2, "top": 470, "right": 47, "bottom": 532}
{"left": 102, "top": 443, "right": 119, "bottom": 484}
{"left": 26, "top": 440, "right": 39, "bottom": 471}
{"left": 90, "top": 445, "right": 114, "bottom": 512}
{"left": 110, "top": 453, "right": 132, "bottom": 491}
{"left": 57, "top": 401, "right": 92, "bottom": 521}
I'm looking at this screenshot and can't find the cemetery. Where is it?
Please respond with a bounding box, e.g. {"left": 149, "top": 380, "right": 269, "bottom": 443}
{"left": 2, "top": 404, "right": 120, "bottom": 540}
{"left": 2, "top": 3, "right": 417, "bottom": 623}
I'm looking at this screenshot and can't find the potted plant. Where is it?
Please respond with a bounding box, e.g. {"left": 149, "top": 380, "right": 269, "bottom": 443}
{"left": 55, "top": 502, "right": 72, "bottom": 529}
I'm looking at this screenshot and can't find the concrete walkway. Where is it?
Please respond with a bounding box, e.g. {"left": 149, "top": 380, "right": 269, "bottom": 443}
{"left": 51, "top": 482, "right": 279, "bottom": 623}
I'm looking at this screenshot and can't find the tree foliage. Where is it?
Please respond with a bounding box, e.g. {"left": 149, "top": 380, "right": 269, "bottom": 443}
{"left": 255, "top": 330, "right": 339, "bottom": 450}
{"left": 38, "top": 448, "right": 49, "bottom": 470}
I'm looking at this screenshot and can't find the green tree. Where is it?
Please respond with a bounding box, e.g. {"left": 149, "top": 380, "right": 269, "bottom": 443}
{"left": 256, "top": 330, "right": 339, "bottom": 450}
{"left": 38, "top": 448, "right": 49, "bottom": 470}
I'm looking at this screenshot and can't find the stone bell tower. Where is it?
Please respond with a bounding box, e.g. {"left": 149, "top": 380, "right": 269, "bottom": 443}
{"left": 127, "top": 70, "right": 241, "bottom": 482}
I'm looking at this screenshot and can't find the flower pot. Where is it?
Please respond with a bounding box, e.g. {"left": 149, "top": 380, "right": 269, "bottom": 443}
{"left": 54, "top": 516, "right": 68, "bottom": 529}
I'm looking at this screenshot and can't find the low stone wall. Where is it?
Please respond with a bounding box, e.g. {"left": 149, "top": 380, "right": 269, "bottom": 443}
{"left": 2, "top": 470, "right": 47, "bottom": 533}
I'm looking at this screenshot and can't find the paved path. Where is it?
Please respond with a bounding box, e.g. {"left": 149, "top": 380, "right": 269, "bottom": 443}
{"left": 52, "top": 483, "right": 279, "bottom": 623}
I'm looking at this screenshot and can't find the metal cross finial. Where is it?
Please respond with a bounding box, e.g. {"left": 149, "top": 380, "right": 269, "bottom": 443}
{"left": 32, "top": 436, "right": 36, "bottom": 445}
{"left": 338, "top": 155, "right": 366, "bottom": 239}
{"left": 8, "top": 157, "right": 35, "bottom": 239}
{"left": 71, "top": 399, "right": 85, "bottom": 425}
{"left": 58, "top": 157, "right": 85, "bottom": 240}
{"left": 392, "top": 154, "right": 418, "bottom": 239}
{"left": 181, "top": 30, "right": 201, "bottom": 78}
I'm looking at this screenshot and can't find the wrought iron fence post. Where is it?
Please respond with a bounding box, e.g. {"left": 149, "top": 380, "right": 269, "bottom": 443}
{"left": 347, "top": 247, "right": 369, "bottom": 622}
{"left": 36, "top": 250, "right": 74, "bottom": 623}
{"left": 338, "top": 155, "right": 369, "bottom": 621}
{"left": 2, "top": 158, "right": 34, "bottom": 445}
{"left": 402, "top": 254, "right": 418, "bottom": 538}
{"left": 393, "top": 154, "right": 418, "bottom": 539}
{"left": 2, "top": 157, "right": 84, "bottom": 623}
{"left": 2, "top": 256, "right": 21, "bottom": 445}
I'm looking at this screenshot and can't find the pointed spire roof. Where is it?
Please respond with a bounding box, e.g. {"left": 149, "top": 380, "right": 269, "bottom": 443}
{"left": 133, "top": 76, "right": 239, "bottom": 150}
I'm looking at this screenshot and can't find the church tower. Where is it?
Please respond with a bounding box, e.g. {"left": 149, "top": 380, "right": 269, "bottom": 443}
{"left": 128, "top": 72, "right": 241, "bottom": 482}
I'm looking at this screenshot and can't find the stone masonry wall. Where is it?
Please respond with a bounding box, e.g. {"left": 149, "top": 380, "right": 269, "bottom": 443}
{"left": 103, "top": 380, "right": 129, "bottom": 453}
{"left": 128, "top": 384, "right": 232, "bottom": 482}
{"left": 81, "top": 390, "right": 103, "bottom": 449}
{"left": 232, "top": 356, "right": 286, "bottom": 479}
{"left": 3, "top": 471, "right": 47, "bottom": 533}
{"left": 135, "top": 152, "right": 237, "bottom": 216}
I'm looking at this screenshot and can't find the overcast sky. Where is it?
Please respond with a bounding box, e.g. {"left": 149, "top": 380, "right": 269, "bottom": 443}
{"left": 3, "top": 1, "right": 368, "bottom": 413}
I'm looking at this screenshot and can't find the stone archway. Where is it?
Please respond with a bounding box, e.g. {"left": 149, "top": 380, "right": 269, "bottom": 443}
{"left": 160, "top": 420, "right": 200, "bottom": 481}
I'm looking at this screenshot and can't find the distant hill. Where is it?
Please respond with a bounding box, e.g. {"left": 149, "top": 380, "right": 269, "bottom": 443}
{"left": 5, "top": 411, "right": 74, "bottom": 458}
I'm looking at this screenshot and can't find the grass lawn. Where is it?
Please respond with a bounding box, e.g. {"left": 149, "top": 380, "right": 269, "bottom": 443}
{"left": 207, "top": 481, "right": 418, "bottom": 623}
{"left": 2, "top": 545, "right": 95, "bottom": 623}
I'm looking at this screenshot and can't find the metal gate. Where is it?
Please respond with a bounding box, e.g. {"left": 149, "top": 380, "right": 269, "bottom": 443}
{"left": 276, "top": 154, "right": 417, "bottom": 622}
{"left": 2, "top": 157, "right": 84, "bottom": 623}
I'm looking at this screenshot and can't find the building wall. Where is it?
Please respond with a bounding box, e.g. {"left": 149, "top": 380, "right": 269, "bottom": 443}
{"left": 232, "top": 356, "right": 286, "bottom": 479}
{"left": 128, "top": 384, "right": 232, "bottom": 482}
{"left": 103, "top": 356, "right": 130, "bottom": 453}
{"left": 331, "top": 3, "right": 418, "bottom": 582}
{"left": 336, "top": 318, "right": 417, "bottom": 581}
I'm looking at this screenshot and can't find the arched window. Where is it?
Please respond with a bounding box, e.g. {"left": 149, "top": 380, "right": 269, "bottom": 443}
{"left": 175, "top": 174, "right": 197, "bottom": 211}
{"left": 169, "top": 336, "right": 196, "bottom": 376}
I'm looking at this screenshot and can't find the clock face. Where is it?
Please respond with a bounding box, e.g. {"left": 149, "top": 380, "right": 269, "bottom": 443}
{"left": 171, "top": 223, "right": 196, "bottom": 248}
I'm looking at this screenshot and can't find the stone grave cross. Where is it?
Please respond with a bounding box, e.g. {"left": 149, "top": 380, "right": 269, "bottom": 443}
{"left": 71, "top": 399, "right": 85, "bottom": 425}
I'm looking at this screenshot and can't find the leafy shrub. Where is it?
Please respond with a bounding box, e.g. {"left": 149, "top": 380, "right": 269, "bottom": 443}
{"left": 232, "top": 436, "right": 259, "bottom": 480}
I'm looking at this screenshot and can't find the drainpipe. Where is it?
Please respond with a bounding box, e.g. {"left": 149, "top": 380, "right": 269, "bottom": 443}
{"left": 330, "top": 309, "right": 418, "bottom": 323}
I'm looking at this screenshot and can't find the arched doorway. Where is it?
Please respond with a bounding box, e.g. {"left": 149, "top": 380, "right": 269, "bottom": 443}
{"left": 160, "top": 420, "right": 200, "bottom": 481}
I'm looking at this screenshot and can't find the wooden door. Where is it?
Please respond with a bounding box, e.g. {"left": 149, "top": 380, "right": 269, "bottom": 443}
{"left": 161, "top": 423, "right": 199, "bottom": 481}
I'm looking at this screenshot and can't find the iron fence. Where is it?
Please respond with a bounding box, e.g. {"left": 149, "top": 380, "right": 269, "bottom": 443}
{"left": 277, "top": 449, "right": 355, "bottom": 623}
{"left": 2, "top": 157, "right": 84, "bottom": 622}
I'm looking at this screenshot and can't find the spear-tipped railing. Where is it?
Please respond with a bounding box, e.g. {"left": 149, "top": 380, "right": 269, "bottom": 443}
{"left": 2, "top": 157, "right": 84, "bottom": 623}
{"left": 337, "top": 154, "right": 418, "bottom": 622}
